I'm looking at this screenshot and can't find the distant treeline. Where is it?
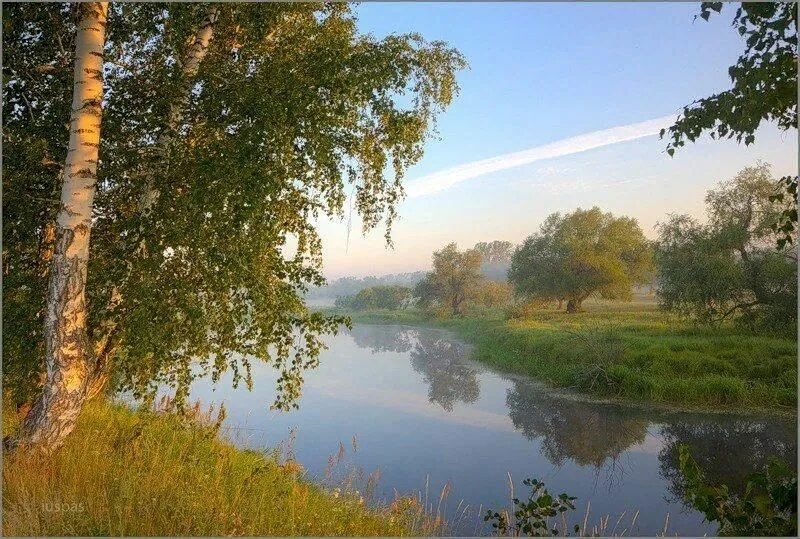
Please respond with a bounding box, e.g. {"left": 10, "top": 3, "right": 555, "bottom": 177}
{"left": 307, "top": 240, "right": 515, "bottom": 304}
{"left": 331, "top": 164, "right": 797, "bottom": 329}
{"left": 333, "top": 285, "right": 413, "bottom": 311}
{"left": 305, "top": 272, "right": 428, "bottom": 304}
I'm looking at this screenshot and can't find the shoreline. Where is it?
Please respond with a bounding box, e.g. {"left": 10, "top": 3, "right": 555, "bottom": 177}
{"left": 1, "top": 399, "right": 438, "bottom": 537}
{"left": 326, "top": 307, "right": 798, "bottom": 418}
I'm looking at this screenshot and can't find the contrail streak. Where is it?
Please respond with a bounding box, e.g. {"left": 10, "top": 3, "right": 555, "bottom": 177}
{"left": 405, "top": 114, "right": 676, "bottom": 198}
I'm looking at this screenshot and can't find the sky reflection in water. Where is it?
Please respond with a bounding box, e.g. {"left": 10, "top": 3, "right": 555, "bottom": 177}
{"left": 187, "top": 324, "right": 796, "bottom": 536}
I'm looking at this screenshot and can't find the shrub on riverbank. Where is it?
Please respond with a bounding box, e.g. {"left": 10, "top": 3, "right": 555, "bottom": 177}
{"left": 343, "top": 305, "right": 797, "bottom": 412}
{"left": 2, "top": 400, "right": 433, "bottom": 536}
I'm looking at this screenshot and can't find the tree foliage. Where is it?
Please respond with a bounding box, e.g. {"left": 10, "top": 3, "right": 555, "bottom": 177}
{"left": 508, "top": 207, "right": 653, "bottom": 313}
{"left": 333, "top": 285, "right": 411, "bottom": 311}
{"left": 655, "top": 164, "right": 797, "bottom": 327}
{"left": 661, "top": 2, "right": 798, "bottom": 248}
{"left": 679, "top": 444, "right": 797, "bottom": 536}
{"left": 473, "top": 240, "right": 514, "bottom": 264}
{"left": 484, "top": 478, "right": 578, "bottom": 537}
{"left": 414, "top": 243, "right": 507, "bottom": 316}
{"left": 472, "top": 279, "right": 512, "bottom": 309}
{"left": 2, "top": 3, "right": 466, "bottom": 409}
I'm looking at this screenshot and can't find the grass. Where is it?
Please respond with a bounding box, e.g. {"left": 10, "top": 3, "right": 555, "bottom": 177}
{"left": 2, "top": 399, "right": 439, "bottom": 536}
{"left": 337, "top": 302, "right": 797, "bottom": 413}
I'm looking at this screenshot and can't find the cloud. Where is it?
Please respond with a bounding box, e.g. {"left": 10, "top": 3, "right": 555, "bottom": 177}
{"left": 405, "top": 114, "right": 676, "bottom": 198}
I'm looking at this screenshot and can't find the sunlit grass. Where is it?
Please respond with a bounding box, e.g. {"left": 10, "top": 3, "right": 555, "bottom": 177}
{"left": 2, "top": 400, "right": 437, "bottom": 536}
{"left": 341, "top": 304, "right": 797, "bottom": 412}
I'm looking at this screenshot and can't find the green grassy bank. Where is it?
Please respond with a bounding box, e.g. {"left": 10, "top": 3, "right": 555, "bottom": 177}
{"left": 1, "top": 400, "right": 435, "bottom": 536}
{"left": 340, "top": 304, "right": 797, "bottom": 413}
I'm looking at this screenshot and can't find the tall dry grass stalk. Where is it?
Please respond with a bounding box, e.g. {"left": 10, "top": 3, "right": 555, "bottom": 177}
{"left": 2, "top": 399, "right": 439, "bottom": 536}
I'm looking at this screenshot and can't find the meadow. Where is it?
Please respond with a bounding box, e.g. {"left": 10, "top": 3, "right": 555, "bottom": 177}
{"left": 1, "top": 399, "right": 438, "bottom": 537}
{"left": 342, "top": 301, "right": 797, "bottom": 413}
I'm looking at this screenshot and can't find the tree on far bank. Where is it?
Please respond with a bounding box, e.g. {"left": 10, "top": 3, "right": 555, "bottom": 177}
{"left": 473, "top": 240, "right": 514, "bottom": 264}
{"left": 473, "top": 279, "right": 513, "bottom": 309}
{"left": 508, "top": 207, "right": 653, "bottom": 313}
{"left": 473, "top": 240, "right": 514, "bottom": 281}
{"left": 334, "top": 285, "right": 412, "bottom": 311}
{"left": 414, "top": 243, "right": 485, "bottom": 316}
{"left": 655, "top": 163, "right": 797, "bottom": 327}
{"left": 661, "top": 2, "right": 797, "bottom": 248}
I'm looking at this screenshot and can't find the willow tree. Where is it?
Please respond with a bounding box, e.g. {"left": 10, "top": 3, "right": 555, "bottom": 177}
{"left": 3, "top": 2, "right": 466, "bottom": 449}
{"left": 655, "top": 164, "right": 797, "bottom": 327}
{"left": 509, "top": 208, "right": 653, "bottom": 313}
{"left": 414, "top": 243, "right": 485, "bottom": 316}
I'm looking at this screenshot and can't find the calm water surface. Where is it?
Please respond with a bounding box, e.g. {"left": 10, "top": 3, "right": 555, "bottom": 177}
{"left": 187, "top": 324, "right": 796, "bottom": 536}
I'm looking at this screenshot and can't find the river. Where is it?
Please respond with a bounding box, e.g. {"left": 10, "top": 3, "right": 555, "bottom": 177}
{"left": 185, "top": 324, "right": 797, "bottom": 536}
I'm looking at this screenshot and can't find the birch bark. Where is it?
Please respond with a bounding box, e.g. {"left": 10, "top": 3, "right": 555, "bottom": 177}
{"left": 17, "top": 2, "right": 109, "bottom": 450}
{"left": 139, "top": 4, "right": 220, "bottom": 214}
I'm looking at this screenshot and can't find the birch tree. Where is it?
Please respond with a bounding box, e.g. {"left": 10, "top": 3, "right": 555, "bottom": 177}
{"left": 14, "top": 2, "right": 109, "bottom": 449}
{"left": 3, "top": 2, "right": 466, "bottom": 450}
{"left": 85, "top": 3, "right": 221, "bottom": 400}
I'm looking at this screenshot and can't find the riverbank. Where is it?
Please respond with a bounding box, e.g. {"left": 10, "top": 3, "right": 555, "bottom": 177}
{"left": 1, "top": 400, "right": 435, "bottom": 536}
{"left": 336, "top": 305, "right": 797, "bottom": 413}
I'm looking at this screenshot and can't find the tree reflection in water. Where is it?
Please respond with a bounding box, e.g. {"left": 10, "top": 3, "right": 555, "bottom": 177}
{"left": 408, "top": 332, "right": 479, "bottom": 412}
{"left": 348, "top": 325, "right": 480, "bottom": 411}
{"left": 506, "top": 379, "right": 648, "bottom": 471}
{"left": 507, "top": 377, "right": 797, "bottom": 496}
{"left": 657, "top": 416, "right": 797, "bottom": 505}
{"left": 347, "top": 324, "right": 796, "bottom": 502}
{"left": 348, "top": 324, "right": 415, "bottom": 354}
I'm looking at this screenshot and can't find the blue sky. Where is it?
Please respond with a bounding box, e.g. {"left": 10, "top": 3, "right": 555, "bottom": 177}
{"left": 316, "top": 2, "right": 798, "bottom": 278}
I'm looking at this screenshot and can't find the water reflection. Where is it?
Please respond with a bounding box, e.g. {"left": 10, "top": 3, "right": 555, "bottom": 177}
{"left": 182, "top": 324, "right": 795, "bottom": 536}
{"left": 658, "top": 417, "right": 797, "bottom": 505}
{"left": 506, "top": 378, "right": 648, "bottom": 468}
{"left": 349, "top": 325, "right": 479, "bottom": 411}
{"left": 409, "top": 334, "right": 479, "bottom": 412}
{"left": 348, "top": 324, "right": 796, "bottom": 501}
{"left": 349, "top": 324, "right": 415, "bottom": 353}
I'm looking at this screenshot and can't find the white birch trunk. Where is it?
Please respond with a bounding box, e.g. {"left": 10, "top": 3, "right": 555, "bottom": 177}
{"left": 139, "top": 4, "right": 219, "bottom": 214}
{"left": 17, "top": 2, "right": 110, "bottom": 451}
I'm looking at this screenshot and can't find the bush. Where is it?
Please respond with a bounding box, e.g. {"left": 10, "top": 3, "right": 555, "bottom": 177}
{"left": 484, "top": 478, "right": 577, "bottom": 537}
{"left": 679, "top": 444, "right": 797, "bottom": 536}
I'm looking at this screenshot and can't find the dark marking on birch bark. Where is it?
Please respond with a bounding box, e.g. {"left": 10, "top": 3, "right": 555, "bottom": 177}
{"left": 71, "top": 168, "right": 96, "bottom": 178}
{"left": 17, "top": 227, "right": 93, "bottom": 451}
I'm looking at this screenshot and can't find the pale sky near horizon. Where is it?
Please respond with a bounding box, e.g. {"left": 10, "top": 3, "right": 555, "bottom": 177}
{"left": 316, "top": 2, "right": 798, "bottom": 279}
